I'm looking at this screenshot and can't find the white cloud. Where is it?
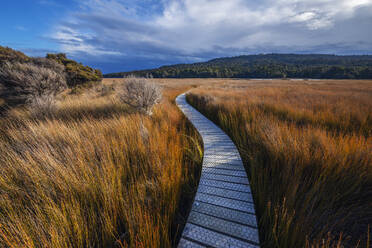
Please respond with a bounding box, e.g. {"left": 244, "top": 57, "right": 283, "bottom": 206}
{"left": 51, "top": 0, "right": 372, "bottom": 66}
{"left": 51, "top": 26, "right": 123, "bottom": 56}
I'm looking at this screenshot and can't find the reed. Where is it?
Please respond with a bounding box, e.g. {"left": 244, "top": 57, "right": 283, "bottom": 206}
{"left": 0, "top": 80, "right": 202, "bottom": 248}
{"left": 186, "top": 80, "right": 372, "bottom": 248}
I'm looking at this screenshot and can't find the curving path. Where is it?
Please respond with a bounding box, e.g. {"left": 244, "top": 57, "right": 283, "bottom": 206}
{"left": 176, "top": 93, "right": 260, "bottom": 248}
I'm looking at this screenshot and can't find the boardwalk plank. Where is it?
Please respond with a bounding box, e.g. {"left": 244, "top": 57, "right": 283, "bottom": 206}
{"left": 176, "top": 93, "right": 260, "bottom": 248}
{"left": 191, "top": 201, "right": 257, "bottom": 227}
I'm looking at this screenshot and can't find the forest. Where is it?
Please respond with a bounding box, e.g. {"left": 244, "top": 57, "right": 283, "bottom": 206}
{"left": 105, "top": 54, "right": 372, "bottom": 79}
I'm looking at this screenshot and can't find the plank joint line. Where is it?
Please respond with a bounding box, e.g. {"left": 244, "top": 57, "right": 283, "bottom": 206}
{"left": 176, "top": 93, "right": 260, "bottom": 248}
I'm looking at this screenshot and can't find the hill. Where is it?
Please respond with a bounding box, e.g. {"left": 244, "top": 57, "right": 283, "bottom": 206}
{"left": 105, "top": 54, "right": 372, "bottom": 79}
{"left": 0, "top": 46, "right": 30, "bottom": 64}
{"left": 0, "top": 46, "right": 103, "bottom": 88}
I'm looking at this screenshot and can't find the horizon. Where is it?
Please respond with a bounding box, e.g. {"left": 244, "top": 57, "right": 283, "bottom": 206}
{"left": 1, "top": 0, "right": 372, "bottom": 73}
{"left": 105, "top": 53, "right": 372, "bottom": 74}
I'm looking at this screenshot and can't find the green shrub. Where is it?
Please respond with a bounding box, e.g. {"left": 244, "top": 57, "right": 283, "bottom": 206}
{"left": 0, "top": 46, "right": 30, "bottom": 65}
{"left": 0, "top": 47, "right": 103, "bottom": 110}
{"left": 47, "top": 53, "right": 102, "bottom": 87}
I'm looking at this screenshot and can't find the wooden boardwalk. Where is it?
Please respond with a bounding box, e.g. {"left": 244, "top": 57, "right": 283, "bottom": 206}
{"left": 176, "top": 93, "right": 260, "bottom": 248}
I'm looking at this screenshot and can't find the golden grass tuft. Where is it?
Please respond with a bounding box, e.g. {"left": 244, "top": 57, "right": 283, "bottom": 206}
{"left": 0, "top": 80, "right": 202, "bottom": 248}
{"left": 186, "top": 80, "right": 372, "bottom": 248}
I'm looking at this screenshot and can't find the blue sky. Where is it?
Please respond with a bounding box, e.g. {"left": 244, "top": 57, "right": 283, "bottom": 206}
{"left": 1, "top": 1, "right": 75, "bottom": 54}
{"left": 1, "top": 0, "right": 372, "bottom": 73}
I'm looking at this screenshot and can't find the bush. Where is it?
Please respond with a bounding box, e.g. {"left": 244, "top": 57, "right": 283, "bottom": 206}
{"left": 31, "top": 57, "right": 65, "bottom": 75}
{"left": 1, "top": 46, "right": 103, "bottom": 89}
{"left": 46, "top": 53, "right": 102, "bottom": 87}
{"left": 119, "top": 77, "right": 162, "bottom": 115}
{"left": 0, "top": 46, "right": 30, "bottom": 65}
{"left": 0, "top": 62, "right": 67, "bottom": 107}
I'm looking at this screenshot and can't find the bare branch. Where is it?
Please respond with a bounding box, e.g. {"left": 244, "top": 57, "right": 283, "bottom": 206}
{"left": 0, "top": 61, "right": 67, "bottom": 112}
{"left": 118, "top": 76, "right": 162, "bottom": 115}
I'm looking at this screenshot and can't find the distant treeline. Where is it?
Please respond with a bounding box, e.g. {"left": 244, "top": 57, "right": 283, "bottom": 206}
{"left": 105, "top": 54, "right": 372, "bottom": 79}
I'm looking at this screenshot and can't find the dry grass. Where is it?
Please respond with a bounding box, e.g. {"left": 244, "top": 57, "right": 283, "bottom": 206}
{"left": 186, "top": 79, "right": 372, "bottom": 248}
{"left": 0, "top": 79, "right": 202, "bottom": 248}
{"left": 2, "top": 77, "right": 370, "bottom": 248}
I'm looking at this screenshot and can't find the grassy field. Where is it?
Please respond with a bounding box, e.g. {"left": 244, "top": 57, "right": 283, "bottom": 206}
{"left": 185, "top": 79, "right": 372, "bottom": 248}
{"left": 0, "top": 79, "right": 202, "bottom": 248}
{"left": 1, "top": 78, "right": 371, "bottom": 248}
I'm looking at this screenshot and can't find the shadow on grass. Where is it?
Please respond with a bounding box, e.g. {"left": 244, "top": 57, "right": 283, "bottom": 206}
{"left": 51, "top": 103, "right": 133, "bottom": 122}
{"left": 3, "top": 102, "right": 136, "bottom": 127}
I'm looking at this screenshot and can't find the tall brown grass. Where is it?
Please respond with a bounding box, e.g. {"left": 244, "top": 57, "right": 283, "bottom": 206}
{"left": 186, "top": 80, "right": 372, "bottom": 248}
{"left": 0, "top": 80, "right": 202, "bottom": 248}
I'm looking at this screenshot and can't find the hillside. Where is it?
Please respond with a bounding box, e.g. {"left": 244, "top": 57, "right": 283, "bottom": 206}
{"left": 0, "top": 46, "right": 103, "bottom": 88}
{"left": 105, "top": 54, "right": 372, "bottom": 79}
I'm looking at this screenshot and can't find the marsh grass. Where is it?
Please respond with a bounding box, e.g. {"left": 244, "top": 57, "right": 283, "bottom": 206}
{"left": 186, "top": 80, "right": 372, "bottom": 248}
{"left": 0, "top": 80, "right": 202, "bottom": 248}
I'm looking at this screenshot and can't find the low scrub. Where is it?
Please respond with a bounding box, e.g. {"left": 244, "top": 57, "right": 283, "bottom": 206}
{"left": 47, "top": 53, "right": 102, "bottom": 87}
{"left": 119, "top": 76, "right": 162, "bottom": 115}
{"left": 31, "top": 57, "right": 66, "bottom": 75}
{"left": 0, "top": 47, "right": 103, "bottom": 114}
{"left": 0, "top": 61, "right": 67, "bottom": 108}
{"left": 0, "top": 46, "right": 30, "bottom": 64}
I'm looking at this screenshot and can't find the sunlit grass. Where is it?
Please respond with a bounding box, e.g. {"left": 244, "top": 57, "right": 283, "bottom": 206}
{"left": 186, "top": 80, "right": 372, "bottom": 248}
{"left": 0, "top": 81, "right": 202, "bottom": 248}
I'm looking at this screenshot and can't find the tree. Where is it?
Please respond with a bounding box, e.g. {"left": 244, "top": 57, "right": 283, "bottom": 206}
{"left": 104, "top": 54, "right": 372, "bottom": 79}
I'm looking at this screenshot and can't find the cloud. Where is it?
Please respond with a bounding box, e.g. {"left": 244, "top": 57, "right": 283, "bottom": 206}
{"left": 49, "top": 0, "right": 372, "bottom": 72}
